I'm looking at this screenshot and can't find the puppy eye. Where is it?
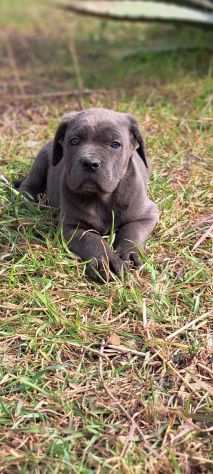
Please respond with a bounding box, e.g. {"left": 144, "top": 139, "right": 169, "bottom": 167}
{"left": 69, "top": 137, "right": 80, "bottom": 145}
{"left": 111, "top": 141, "right": 121, "bottom": 149}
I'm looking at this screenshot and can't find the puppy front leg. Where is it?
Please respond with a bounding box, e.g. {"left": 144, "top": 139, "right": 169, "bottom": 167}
{"left": 115, "top": 201, "right": 159, "bottom": 267}
{"left": 17, "top": 144, "right": 49, "bottom": 200}
{"left": 63, "top": 225, "right": 123, "bottom": 281}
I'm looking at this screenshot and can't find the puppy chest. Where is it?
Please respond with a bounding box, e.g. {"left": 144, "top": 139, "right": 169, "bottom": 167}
{"left": 84, "top": 201, "right": 113, "bottom": 234}
{"left": 63, "top": 192, "right": 116, "bottom": 235}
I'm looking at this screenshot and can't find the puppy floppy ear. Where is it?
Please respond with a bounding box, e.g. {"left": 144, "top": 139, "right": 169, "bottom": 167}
{"left": 128, "top": 115, "right": 148, "bottom": 168}
{"left": 52, "top": 111, "right": 80, "bottom": 166}
{"left": 52, "top": 120, "right": 68, "bottom": 166}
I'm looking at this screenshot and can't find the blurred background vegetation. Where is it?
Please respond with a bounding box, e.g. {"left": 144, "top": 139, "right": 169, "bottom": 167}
{"left": 0, "top": 0, "right": 212, "bottom": 103}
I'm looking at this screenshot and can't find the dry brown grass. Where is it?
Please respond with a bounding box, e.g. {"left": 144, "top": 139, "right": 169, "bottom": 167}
{"left": 0, "top": 1, "right": 212, "bottom": 472}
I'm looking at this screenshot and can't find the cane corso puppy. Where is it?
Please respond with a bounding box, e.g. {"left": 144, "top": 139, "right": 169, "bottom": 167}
{"left": 16, "top": 108, "right": 159, "bottom": 281}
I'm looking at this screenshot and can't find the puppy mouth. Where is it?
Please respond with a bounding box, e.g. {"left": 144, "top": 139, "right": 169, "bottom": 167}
{"left": 68, "top": 171, "right": 112, "bottom": 194}
{"left": 81, "top": 180, "right": 99, "bottom": 193}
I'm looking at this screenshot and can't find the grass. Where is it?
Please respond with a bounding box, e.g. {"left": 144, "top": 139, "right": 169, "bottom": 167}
{"left": 0, "top": 1, "right": 213, "bottom": 472}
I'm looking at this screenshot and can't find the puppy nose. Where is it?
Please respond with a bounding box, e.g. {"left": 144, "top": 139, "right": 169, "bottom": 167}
{"left": 80, "top": 158, "right": 101, "bottom": 172}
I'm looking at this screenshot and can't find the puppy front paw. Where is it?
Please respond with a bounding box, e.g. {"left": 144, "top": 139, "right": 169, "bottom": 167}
{"left": 86, "top": 253, "right": 123, "bottom": 283}
{"left": 117, "top": 248, "right": 143, "bottom": 269}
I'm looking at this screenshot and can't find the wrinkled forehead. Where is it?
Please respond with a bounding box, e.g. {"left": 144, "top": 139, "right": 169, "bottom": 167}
{"left": 67, "top": 110, "right": 128, "bottom": 140}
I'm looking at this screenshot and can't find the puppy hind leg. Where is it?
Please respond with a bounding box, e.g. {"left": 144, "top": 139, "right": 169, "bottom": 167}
{"left": 18, "top": 145, "right": 49, "bottom": 200}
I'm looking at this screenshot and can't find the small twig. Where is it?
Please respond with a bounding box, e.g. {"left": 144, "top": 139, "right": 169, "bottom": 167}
{"left": 156, "top": 350, "right": 202, "bottom": 398}
{"left": 192, "top": 223, "right": 213, "bottom": 251}
{"left": 170, "top": 422, "right": 196, "bottom": 445}
{"left": 161, "top": 415, "right": 176, "bottom": 448}
{"left": 99, "top": 340, "right": 151, "bottom": 450}
{"left": 197, "top": 362, "right": 213, "bottom": 377}
{"left": 186, "top": 371, "right": 213, "bottom": 396}
{"left": 105, "top": 344, "right": 146, "bottom": 357}
{"left": 69, "top": 25, "right": 85, "bottom": 109}
{"left": 0, "top": 90, "right": 93, "bottom": 101}
{"left": 120, "top": 419, "right": 137, "bottom": 458}
{"left": 200, "top": 426, "right": 213, "bottom": 433}
{"left": 66, "top": 341, "right": 110, "bottom": 360}
{"left": 166, "top": 312, "right": 209, "bottom": 340}
{"left": 142, "top": 298, "right": 151, "bottom": 340}
{"left": 177, "top": 371, "right": 191, "bottom": 400}
{"left": 142, "top": 298, "right": 147, "bottom": 326}
{"left": 191, "top": 456, "right": 213, "bottom": 465}
{"left": 109, "top": 310, "right": 129, "bottom": 324}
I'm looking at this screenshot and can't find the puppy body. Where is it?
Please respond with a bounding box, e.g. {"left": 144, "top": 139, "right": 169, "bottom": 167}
{"left": 18, "top": 108, "right": 159, "bottom": 280}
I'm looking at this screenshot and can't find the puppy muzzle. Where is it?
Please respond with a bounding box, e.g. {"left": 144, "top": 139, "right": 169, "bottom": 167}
{"left": 80, "top": 157, "right": 101, "bottom": 172}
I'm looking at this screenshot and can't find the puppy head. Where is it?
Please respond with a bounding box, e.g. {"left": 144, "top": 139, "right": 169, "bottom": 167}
{"left": 52, "top": 108, "right": 148, "bottom": 195}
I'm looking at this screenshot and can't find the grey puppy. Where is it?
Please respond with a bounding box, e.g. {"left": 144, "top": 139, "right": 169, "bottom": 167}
{"left": 17, "top": 108, "right": 159, "bottom": 281}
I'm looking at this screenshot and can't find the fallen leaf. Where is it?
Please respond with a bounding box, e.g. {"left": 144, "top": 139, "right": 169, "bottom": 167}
{"left": 107, "top": 334, "right": 121, "bottom": 346}
{"left": 190, "top": 381, "right": 213, "bottom": 396}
